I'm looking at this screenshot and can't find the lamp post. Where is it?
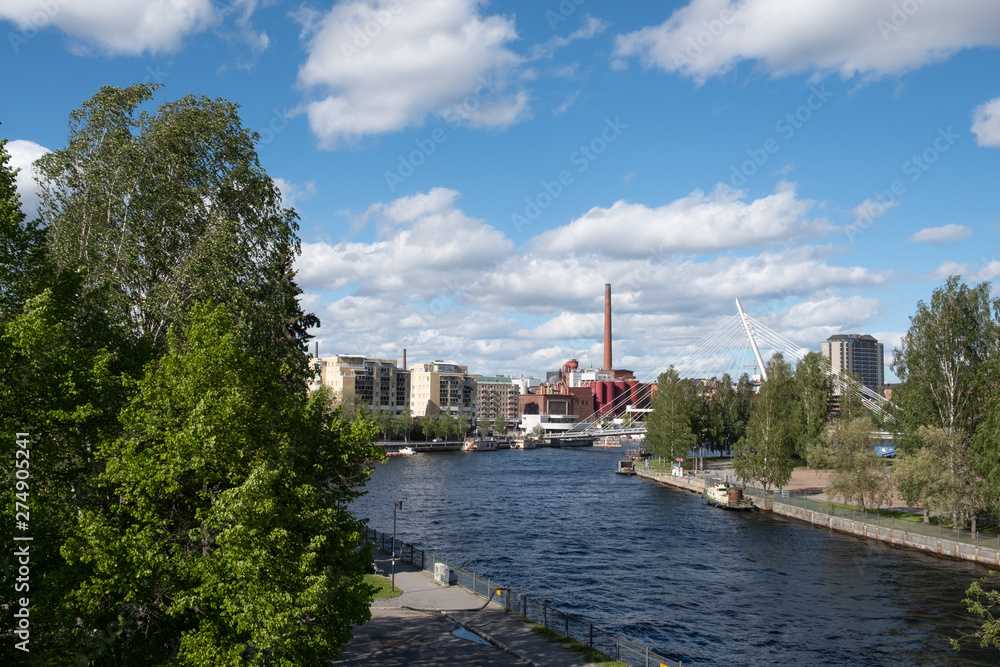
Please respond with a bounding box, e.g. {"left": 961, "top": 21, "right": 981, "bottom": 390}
{"left": 391, "top": 500, "right": 403, "bottom": 591}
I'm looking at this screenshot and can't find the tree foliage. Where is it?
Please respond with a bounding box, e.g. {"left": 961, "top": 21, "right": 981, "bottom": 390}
{"left": 646, "top": 366, "right": 698, "bottom": 462}
{"left": 34, "top": 84, "right": 314, "bottom": 384}
{"left": 891, "top": 276, "right": 997, "bottom": 436}
{"left": 794, "top": 352, "right": 831, "bottom": 458}
{"left": 824, "top": 417, "right": 893, "bottom": 512}
{"left": 734, "top": 353, "right": 799, "bottom": 494}
{"left": 64, "top": 303, "right": 380, "bottom": 665}
{"left": 952, "top": 573, "right": 1000, "bottom": 651}
{"left": 894, "top": 426, "right": 979, "bottom": 527}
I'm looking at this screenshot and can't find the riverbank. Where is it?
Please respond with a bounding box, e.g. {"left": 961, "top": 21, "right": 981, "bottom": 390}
{"left": 335, "top": 550, "right": 600, "bottom": 666}
{"left": 634, "top": 463, "right": 1000, "bottom": 567}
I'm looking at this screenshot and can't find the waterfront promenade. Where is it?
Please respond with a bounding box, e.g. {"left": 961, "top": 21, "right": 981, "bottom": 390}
{"left": 334, "top": 550, "right": 598, "bottom": 666}
{"left": 634, "top": 461, "right": 1000, "bottom": 567}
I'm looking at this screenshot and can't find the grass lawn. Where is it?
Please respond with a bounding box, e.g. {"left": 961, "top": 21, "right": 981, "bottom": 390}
{"left": 366, "top": 574, "right": 403, "bottom": 601}
{"left": 530, "top": 625, "right": 628, "bottom": 666}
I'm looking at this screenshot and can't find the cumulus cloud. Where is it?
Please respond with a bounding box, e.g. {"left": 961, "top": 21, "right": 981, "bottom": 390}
{"left": 908, "top": 224, "right": 972, "bottom": 244}
{"left": 972, "top": 97, "right": 1000, "bottom": 148}
{"left": 612, "top": 0, "right": 1000, "bottom": 83}
{"left": 298, "top": 186, "right": 888, "bottom": 379}
{"left": 296, "top": 0, "right": 526, "bottom": 147}
{"left": 297, "top": 187, "right": 513, "bottom": 298}
{"left": 1, "top": 0, "right": 215, "bottom": 55}
{"left": 533, "top": 183, "right": 830, "bottom": 257}
{"left": 4, "top": 139, "right": 49, "bottom": 217}
{"left": 273, "top": 178, "right": 317, "bottom": 209}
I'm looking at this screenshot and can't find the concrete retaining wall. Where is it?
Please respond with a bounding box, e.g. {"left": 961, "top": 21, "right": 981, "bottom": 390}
{"left": 773, "top": 502, "right": 1000, "bottom": 567}
{"left": 633, "top": 466, "right": 1000, "bottom": 566}
{"left": 634, "top": 466, "right": 708, "bottom": 495}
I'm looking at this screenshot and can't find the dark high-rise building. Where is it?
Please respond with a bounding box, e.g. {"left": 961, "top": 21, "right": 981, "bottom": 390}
{"left": 821, "top": 334, "right": 884, "bottom": 394}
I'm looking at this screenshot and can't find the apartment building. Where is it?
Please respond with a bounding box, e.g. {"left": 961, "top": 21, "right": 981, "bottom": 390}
{"left": 475, "top": 376, "right": 519, "bottom": 426}
{"left": 821, "top": 334, "right": 884, "bottom": 394}
{"left": 408, "top": 361, "right": 477, "bottom": 422}
{"left": 309, "top": 355, "right": 410, "bottom": 415}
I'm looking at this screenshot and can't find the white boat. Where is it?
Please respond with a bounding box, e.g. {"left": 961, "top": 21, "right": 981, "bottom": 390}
{"left": 461, "top": 439, "right": 498, "bottom": 452}
{"left": 389, "top": 446, "right": 415, "bottom": 456}
{"left": 704, "top": 482, "right": 757, "bottom": 511}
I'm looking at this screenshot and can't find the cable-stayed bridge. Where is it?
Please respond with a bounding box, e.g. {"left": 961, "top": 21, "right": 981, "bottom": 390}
{"left": 548, "top": 298, "right": 890, "bottom": 440}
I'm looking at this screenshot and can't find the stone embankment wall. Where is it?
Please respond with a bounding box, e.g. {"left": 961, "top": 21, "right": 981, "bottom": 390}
{"left": 634, "top": 466, "right": 1000, "bottom": 567}
{"left": 773, "top": 502, "right": 1000, "bottom": 567}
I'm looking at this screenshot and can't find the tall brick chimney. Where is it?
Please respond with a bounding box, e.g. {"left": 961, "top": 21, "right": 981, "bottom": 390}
{"left": 403, "top": 348, "right": 407, "bottom": 370}
{"left": 604, "top": 283, "right": 612, "bottom": 371}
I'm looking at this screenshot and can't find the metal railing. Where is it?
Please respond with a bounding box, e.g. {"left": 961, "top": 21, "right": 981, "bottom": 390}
{"left": 769, "top": 493, "right": 1000, "bottom": 551}
{"left": 366, "top": 527, "right": 683, "bottom": 667}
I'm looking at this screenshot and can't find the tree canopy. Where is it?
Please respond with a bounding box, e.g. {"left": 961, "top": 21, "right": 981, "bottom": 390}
{"left": 646, "top": 366, "right": 698, "bottom": 462}
{"left": 0, "top": 86, "right": 375, "bottom": 665}
{"left": 733, "top": 353, "right": 799, "bottom": 494}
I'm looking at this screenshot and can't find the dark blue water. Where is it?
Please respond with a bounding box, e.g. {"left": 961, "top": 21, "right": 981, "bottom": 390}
{"left": 351, "top": 447, "right": 997, "bottom": 666}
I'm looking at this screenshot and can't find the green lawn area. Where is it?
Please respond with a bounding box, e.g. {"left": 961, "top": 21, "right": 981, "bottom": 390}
{"left": 530, "top": 625, "right": 628, "bottom": 666}
{"left": 366, "top": 574, "right": 403, "bottom": 601}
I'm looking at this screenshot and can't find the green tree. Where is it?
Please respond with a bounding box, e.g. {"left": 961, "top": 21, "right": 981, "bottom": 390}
{"left": 34, "top": 84, "right": 315, "bottom": 385}
{"left": 645, "top": 366, "right": 698, "bottom": 462}
{"left": 0, "top": 133, "right": 46, "bottom": 321}
{"left": 64, "top": 303, "right": 380, "bottom": 664}
{"left": 891, "top": 277, "right": 997, "bottom": 529}
{"left": 836, "top": 371, "right": 867, "bottom": 424}
{"left": 734, "top": 353, "right": 799, "bottom": 494}
{"left": 493, "top": 414, "right": 509, "bottom": 435}
{"left": 894, "top": 426, "right": 979, "bottom": 528}
{"left": 892, "top": 276, "right": 997, "bottom": 436}
{"left": 951, "top": 573, "right": 1000, "bottom": 651}
{"left": 735, "top": 372, "right": 755, "bottom": 439}
{"left": 395, "top": 408, "right": 413, "bottom": 442}
{"left": 477, "top": 416, "right": 491, "bottom": 435}
{"left": 531, "top": 423, "right": 546, "bottom": 439}
{"left": 824, "top": 417, "right": 893, "bottom": 512}
{"left": 795, "top": 352, "right": 831, "bottom": 459}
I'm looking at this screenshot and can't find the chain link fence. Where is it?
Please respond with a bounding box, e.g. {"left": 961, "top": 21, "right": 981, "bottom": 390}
{"left": 366, "top": 527, "right": 683, "bottom": 667}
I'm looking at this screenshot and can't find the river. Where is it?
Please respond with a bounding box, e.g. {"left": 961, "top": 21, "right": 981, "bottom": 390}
{"left": 350, "top": 447, "right": 997, "bottom": 666}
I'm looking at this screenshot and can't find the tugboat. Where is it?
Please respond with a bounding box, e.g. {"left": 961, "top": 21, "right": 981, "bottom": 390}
{"left": 704, "top": 482, "right": 758, "bottom": 511}
{"left": 616, "top": 460, "right": 636, "bottom": 475}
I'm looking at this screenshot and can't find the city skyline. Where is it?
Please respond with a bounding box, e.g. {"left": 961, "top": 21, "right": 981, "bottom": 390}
{"left": 3, "top": 1, "right": 999, "bottom": 383}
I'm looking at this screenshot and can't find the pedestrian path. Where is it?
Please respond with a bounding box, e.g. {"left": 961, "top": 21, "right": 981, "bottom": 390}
{"left": 334, "top": 551, "right": 598, "bottom": 666}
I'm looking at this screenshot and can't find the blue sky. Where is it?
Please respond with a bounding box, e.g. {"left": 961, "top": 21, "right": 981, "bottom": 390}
{"left": 3, "top": 0, "right": 1000, "bottom": 383}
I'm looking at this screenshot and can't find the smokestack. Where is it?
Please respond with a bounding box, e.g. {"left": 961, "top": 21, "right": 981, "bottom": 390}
{"left": 403, "top": 348, "right": 407, "bottom": 370}
{"left": 604, "top": 283, "right": 612, "bottom": 371}
{"left": 314, "top": 341, "right": 318, "bottom": 359}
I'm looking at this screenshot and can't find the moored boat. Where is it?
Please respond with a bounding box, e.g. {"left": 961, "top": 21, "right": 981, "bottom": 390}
{"left": 389, "top": 446, "right": 415, "bottom": 456}
{"left": 461, "top": 439, "right": 498, "bottom": 452}
{"left": 704, "top": 482, "right": 757, "bottom": 511}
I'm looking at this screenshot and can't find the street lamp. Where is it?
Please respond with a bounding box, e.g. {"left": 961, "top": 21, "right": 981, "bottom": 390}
{"left": 391, "top": 500, "right": 403, "bottom": 591}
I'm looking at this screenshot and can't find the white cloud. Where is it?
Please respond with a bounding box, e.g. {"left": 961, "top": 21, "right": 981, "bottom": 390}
{"left": 613, "top": 0, "right": 1000, "bottom": 83}
{"left": 273, "top": 178, "right": 317, "bottom": 209}
{"left": 297, "top": 187, "right": 513, "bottom": 298}
{"left": 907, "top": 224, "right": 972, "bottom": 244}
{"left": 1, "top": 0, "right": 215, "bottom": 55}
{"left": 531, "top": 15, "right": 609, "bottom": 60}
{"left": 4, "top": 139, "right": 49, "bottom": 218}
{"left": 972, "top": 97, "right": 1000, "bottom": 148}
{"left": 552, "top": 91, "right": 580, "bottom": 116}
{"left": 298, "top": 186, "right": 889, "bottom": 378}
{"left": 296, "top": 0, "right": 525, "bottom": 147}
{"left": 928, "top": 261, "right": 968, "bottom": 281}
{"left": 533, "top": 183, "right": 829, "bottom": 257}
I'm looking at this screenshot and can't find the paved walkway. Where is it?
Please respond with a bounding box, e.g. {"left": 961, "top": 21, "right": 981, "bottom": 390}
{"left": 334, "top": 551, "right": 598, "bottom": 666}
